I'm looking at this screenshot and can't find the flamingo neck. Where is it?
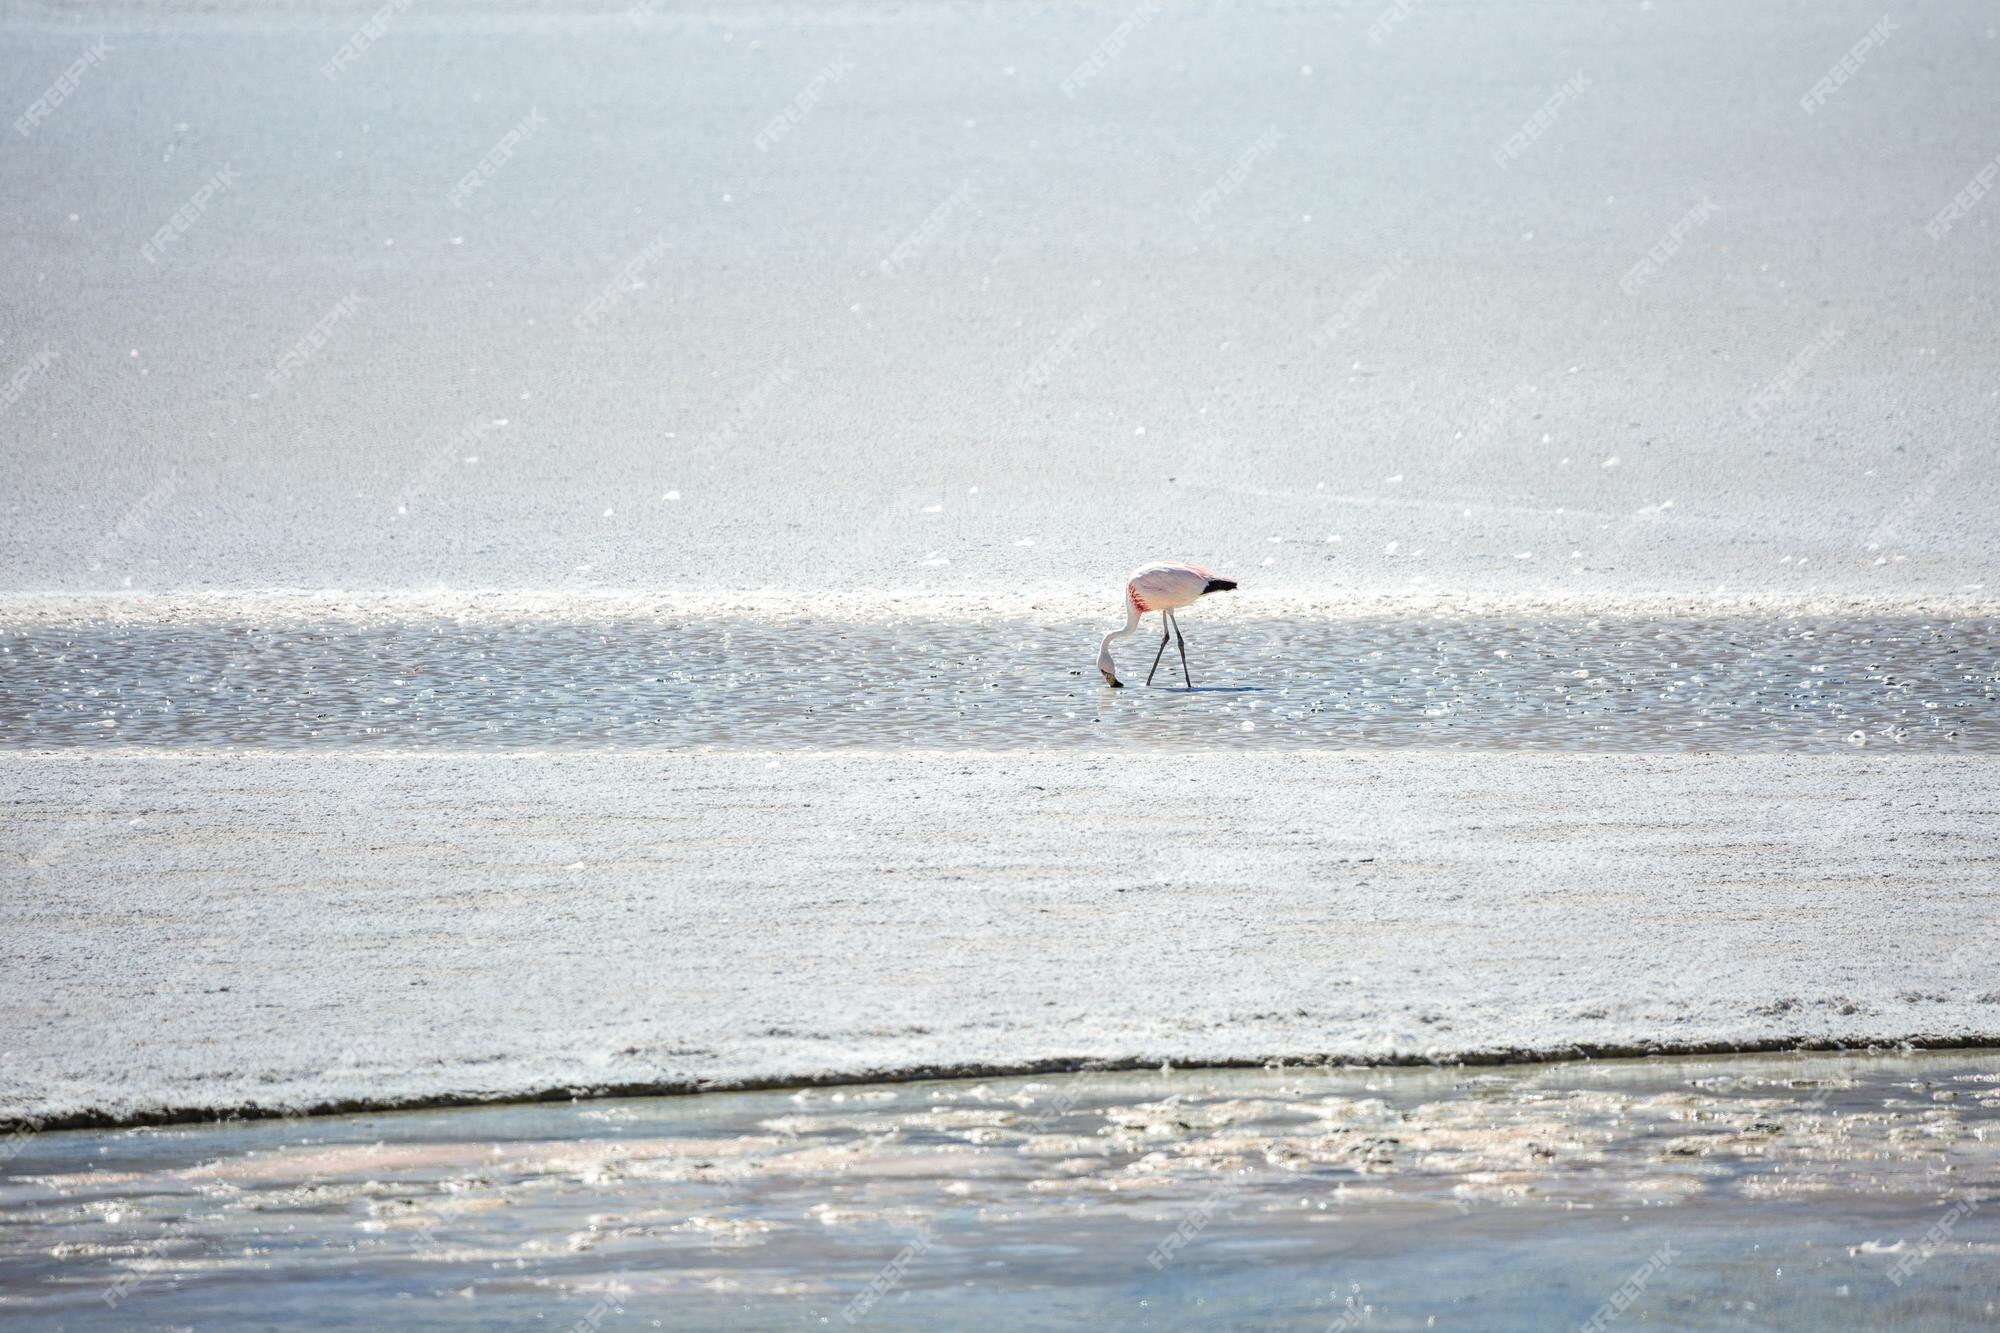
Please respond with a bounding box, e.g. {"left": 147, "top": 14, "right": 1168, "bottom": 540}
{"left": 1100, "top": 600, "right": 1141, "bottom": 653}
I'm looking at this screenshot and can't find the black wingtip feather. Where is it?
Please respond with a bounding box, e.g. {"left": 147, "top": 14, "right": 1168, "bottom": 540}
{"left": 1202, "top": 578, "right": 1238, "bottom": 594}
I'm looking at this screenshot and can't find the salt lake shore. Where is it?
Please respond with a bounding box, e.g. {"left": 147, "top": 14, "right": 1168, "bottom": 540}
{"left": 5, "top": 0, "right": 1998, "bottom": 1321}
{"left": 2, "top": 0, "right": 1995, "bottom": 1159}
{"left": 6, "top": 747, "right": 1996, "bottom": 1129}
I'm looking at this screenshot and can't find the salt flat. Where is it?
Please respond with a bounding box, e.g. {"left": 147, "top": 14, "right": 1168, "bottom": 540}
{"left": 5, "top": 749, "right": 1996, "bottom": 1127}
{"left": 1, "top": 0, "right": 1994, "bottom": 601}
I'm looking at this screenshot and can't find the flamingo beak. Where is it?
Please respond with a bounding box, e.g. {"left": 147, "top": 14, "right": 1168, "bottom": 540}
{"left": 1101, "top": 670, "right": 1123, "bottom": 688}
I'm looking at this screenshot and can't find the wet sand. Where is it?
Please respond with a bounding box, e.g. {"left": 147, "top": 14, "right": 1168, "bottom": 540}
{"left": 3, "top": 1051, "right": 1996, "bottom": 1329}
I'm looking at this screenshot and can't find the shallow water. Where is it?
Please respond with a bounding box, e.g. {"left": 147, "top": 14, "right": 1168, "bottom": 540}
{"left": 2, "top": 1051, "right": 1996, "bottom": 1330}
{"left": 1, "top": 615, "right": 1994, "bottom": 752}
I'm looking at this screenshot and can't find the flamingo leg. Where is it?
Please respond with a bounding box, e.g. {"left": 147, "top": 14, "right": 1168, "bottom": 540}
{"left": 1173, "top": 612, "right": 1191, "bottom": 690}
{"left": 1145, "top": 612, "right": 1171, "bottom": 686}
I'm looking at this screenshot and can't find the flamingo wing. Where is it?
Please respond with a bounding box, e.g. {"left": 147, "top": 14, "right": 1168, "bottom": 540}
{"left": 1127, "top": 560, "right": 1220, "bottom": 612}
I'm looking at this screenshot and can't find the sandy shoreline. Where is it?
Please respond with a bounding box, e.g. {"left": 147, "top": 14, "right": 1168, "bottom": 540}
{"left": 7, "top": 748, "right": 1997, "bottom": 1129}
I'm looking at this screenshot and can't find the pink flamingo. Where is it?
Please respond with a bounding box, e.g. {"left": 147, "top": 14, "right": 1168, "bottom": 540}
{"left": 1096, "top": 560, "right": 1238, "bottom": 689}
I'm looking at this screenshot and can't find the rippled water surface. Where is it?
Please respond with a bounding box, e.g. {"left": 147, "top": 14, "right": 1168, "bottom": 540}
{"left": 2, "top": 616, "right": 1994, "bottom": 751}
{"left": 3, "top": 1051, "right": 1996, "bottom": 1330}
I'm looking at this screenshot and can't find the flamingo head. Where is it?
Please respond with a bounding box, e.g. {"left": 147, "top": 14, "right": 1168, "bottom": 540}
{"left": 1096, "top": 639, "right": 1123, "bottom": 688}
